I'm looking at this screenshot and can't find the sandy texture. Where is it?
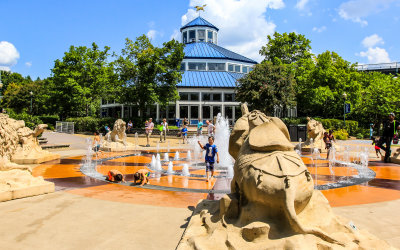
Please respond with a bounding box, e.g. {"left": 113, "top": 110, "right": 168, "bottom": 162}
{"left": 0, "top": 191, "right": 192, "bottom": 250}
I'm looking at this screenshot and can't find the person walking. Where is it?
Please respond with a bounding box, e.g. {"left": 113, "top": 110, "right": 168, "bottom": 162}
{"left": 197, "top": 118, "right": 203, "bottom": 136}
{"left": 379, "top": 113, "right": 399, "bottom": 163}
{"left": 160, "top": 118, "right": 168, "bottom": 142}
{"left": 206, "top": 120, "right": 215, "bottom": 137}
{"left": 145, "top": 118, "right": 154, "bottom": 147}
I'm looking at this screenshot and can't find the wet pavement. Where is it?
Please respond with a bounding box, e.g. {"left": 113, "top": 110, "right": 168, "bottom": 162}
{"left": 31, "top": 148, "right": 400, "bottom": 208}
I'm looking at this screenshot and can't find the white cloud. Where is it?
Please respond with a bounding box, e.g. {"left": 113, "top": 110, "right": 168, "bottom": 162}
{"left": 358, "top": 47, "right": 391, "bottom": 63}
{"left": 0, "top": 65, "right": 11, "bottom": 71}
{"left": 296, "top": 0, "right": 309, "bottom": 10}
{"left": 181, "top": 0, "right": 285, "bottom": 62}
{"left": 146, "top": 29, "right": 157, "bottom": 40}
{"left": 25, "top": 61, "right": 32, "bottom": 67}
{"left": 0, "top": 41, "right": 20, "bottom": 67}
{"left": 312, "top": 26, "right": 326, "bottom": 33}
{"left": 338, "top": 0, "right": 396, "bottom": 26}
{"left": 170, "top": 29, "right": 181, "bottom": 41}
{"left": 362, "top": 34, "right": 384, "bottom": 48}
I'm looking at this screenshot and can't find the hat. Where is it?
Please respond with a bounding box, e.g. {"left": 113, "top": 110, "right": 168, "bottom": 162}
{"left": 389, "top": 113, "right": 395, "bottom": 117}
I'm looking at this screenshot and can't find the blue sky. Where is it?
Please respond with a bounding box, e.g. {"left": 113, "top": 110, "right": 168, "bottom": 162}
{"left": 1, "top": 0, "right": 399, "bottom": 79}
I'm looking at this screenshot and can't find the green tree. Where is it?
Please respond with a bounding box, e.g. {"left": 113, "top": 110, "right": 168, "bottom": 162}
{"left": 0, "top": 71, "right": 29, "bottom": 96}
{"left": 296, "top": 51, "right": 362, "bottom": 118}
{"left": 236, "top": 61, "right": 296, "bottom": 115}
{"left": 353, "top": 72, "right": 400, "bottom": 126}
{"left": 114, "top": 36, "right": 184, "bottom": 116}
{"left": 51, "top": 42, "right": 115, "bottom": 118}
{"left": 260, "top": 32, "right": 312, "bottom": 65}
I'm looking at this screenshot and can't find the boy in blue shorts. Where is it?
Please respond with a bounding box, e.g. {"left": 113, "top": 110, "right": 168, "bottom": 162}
{"left": 198, "top": 136, "right": 219, "bottom": 182}
{"left": 181, "top": 124, "right": 188, "bottom": 144}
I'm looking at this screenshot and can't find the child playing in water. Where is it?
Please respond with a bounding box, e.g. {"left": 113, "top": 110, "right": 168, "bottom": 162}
{"left": 181, "top": 124, "right": 188, "bottom": 144}
{"left": 372, "top": 137, "right": 383, "bottom": 158}
{"left": 133, "top": 169, "right": 152, "bottom": 186}
{"left": 106, "top": 169, "right": 126, "bottom": 183}
{"left": 198, "top": 136, "right": 219, "bottom": 182}
{"left": 92, "top": 131, "right": 102, "bottom": 157}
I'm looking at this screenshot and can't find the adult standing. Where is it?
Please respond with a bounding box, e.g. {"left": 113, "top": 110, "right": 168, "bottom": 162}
{"left": 145, "top": 118, "right": 154, "bottom": 147}
{"left": 160, "top": 118, "right": 168, "bottom": 142}
{"left": 206, "top": 120, "right": 215, "bottom": 137}
{"left": 379, "top": 113, "right": 399, "bottom": 163}
{"left": 197, "top": 118, "right": 203, "bottom": 136}
{"left": 183, "top": 117, "right": 189, "bottom": 126}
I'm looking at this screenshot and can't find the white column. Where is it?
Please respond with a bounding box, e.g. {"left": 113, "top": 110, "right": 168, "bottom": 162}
{"left": 176, "top": 101, "right": 180, "bottom": 119}
{"left": 121, "top": 104, "right": 124, "bottom": 118}
{"left": 156, "top": 104, "right": 160, "bottom": 122}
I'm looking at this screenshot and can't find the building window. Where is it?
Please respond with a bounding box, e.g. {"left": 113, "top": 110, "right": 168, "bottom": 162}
{"left": 235, "top": 65, "right": 241, "bottom": 73}
{"left": 168, "top": 105, "right": 175, "bottom": 121}
{"left": 208, "top": 63, "right": 225, "bottom": 71}
{"left": 180, "top": 106, "right": 188, "bottom": 119}
{"left": 242, "top": 66, "right": 248, "bottom": 73}
{"left": 249, "top": 66, "right": 254, "bottom": 72}
{"left": 225, "top": 106, "right": 233, "bottom": 119}
{"left": 190, "top": 106, "right": 199, "bottom": 119}
{"left": 207, "top": 30, "right": 213, "bottom": 43}
{"left": 189, "top": 30, "right": 196, "bottom": 42}
{"left": 235, "top": 106, "right": 241, "bottom": 121}
{"left": 179, "top": 92, "right": 189, "bottom": 101}
{"left": 202, "top": 106, "right": 210, "bottom": 118}
{"left": 202, "top": 93, "right": 211, "bottom": 101}
{"left": 212, "top": 106, "right": 221, "bottom": 117}
{"left": 188, "top": 62, "right": 206, "bottom": 71}
{"left": 190, "top": 93, "right": 199, "bottom": 101}
{"left": 198, "top": 30, "right": 205, "bottom": 42}
{"left": 213, "top": 93, "right": 221, "bottom": 101}
{"left": 180, "top": 63, "right": 185, "bottom": 71}
{"left": 224, "top": 93, "right": 235, "bottom": 102}
{"left": 228, "top": 64, "right": 234, "bottom": 72}
{"left": 183, "top": 31, "right": 187, "bottom": 43}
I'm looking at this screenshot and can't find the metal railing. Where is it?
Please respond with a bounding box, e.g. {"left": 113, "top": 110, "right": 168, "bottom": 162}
{"left": 56, "top": 121, "right": 74, "bottom": 134}
{"left": 356, "top": 62, "right": 399, "bottom": 72}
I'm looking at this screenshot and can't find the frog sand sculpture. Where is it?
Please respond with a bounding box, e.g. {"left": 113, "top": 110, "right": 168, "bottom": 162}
{"left": 0, "top": 114, "right": 57, "bottom": 202}
{"left": 177, "top": 105, "right": 394, "bottom": 249}
{"left": 101, "top": 119, "right": 135, "bottom": 151}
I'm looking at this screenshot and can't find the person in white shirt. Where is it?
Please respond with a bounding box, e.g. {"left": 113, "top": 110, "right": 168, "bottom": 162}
{"left": 145, "top": 118, "right": 154, "bottom": 147}
{"left": 206, "top": 120, "right": 215, "bottom": 137}
{"left": 160, "top": 118, "right": 169, "bottom": 142}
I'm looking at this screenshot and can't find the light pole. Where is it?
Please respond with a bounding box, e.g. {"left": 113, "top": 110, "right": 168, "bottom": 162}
{"left": 343, "top": 92, "right": 347, "bottom": 126}
{"left": 30, "top": 91, "right": 33, "bottom": 114}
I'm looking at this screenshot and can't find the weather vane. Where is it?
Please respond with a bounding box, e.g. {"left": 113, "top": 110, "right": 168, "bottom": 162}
{"left": 194, "top": 4, "right": 207, "bottom": 16}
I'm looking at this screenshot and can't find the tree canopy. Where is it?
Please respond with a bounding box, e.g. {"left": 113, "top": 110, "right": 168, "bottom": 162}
{"left": 113, "top": 35, "right": 184, "bottom": 116}
{"left": 51, "top": 42, "right": 115, "bottom": 118}
{"left": 236, "top": 61, "right": 296, "bottom": 115}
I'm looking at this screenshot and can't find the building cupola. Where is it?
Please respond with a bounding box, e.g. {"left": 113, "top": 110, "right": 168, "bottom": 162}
{"left": 180, "top": 16, "right": 219, "bottom": 44}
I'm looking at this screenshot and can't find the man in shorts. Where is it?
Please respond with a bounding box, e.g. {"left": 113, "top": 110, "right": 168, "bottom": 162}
{"left": 198, "top": 136, "right": 219, "bottom": 182}
{"left": 145, "top": 118, "right": 154, "bottom": 147}
{"left": 197, "top": 118, "right": 203, "bottom": 136}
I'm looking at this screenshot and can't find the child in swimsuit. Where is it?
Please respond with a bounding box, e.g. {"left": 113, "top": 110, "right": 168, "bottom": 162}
{"left": 372, "top": 137, "right": 383, "bottom": 158}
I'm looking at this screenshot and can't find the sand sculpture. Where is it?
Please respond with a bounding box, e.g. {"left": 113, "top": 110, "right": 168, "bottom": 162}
{"left": 301, "top": 117, "right": 326, "bottom": 152}
{"left": 177, "top": 105, "right": 393, "bottom": 249}
{"left": 101, "top": 119, "right": 135, "bottom": 151}
{"left": 0, "top": 114, "right": 56, "bottom": 202}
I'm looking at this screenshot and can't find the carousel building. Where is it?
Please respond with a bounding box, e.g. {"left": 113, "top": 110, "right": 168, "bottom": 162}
{"left": 101, "top": 16, "right": 257, "bottom": 125}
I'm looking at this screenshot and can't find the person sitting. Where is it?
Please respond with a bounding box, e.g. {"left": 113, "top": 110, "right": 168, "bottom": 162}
{"left": 133, "top": 169, "right": 151, "bottom": 186}
{"left": 106, "top": 170, "right": 126, "bottom": 183}
{"left": 127, "top": 120, "right": 133, "bottom": 133}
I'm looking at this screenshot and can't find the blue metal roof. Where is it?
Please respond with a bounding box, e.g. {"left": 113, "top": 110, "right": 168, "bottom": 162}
{"left": 178, "top": 71, "right": 245, "bottom": 88}
{"left": 184, "top": 42, "right": 257, "bottom": 64}
{"left": 180, "top": 17, "right": 219, "bottom": 31}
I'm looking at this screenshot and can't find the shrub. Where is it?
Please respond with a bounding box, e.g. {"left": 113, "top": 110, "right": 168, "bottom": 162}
{"left": 333, "top": 129, "right": 349, "bottom": 140}
{"left": 356, "top": 133, "right": 364, "bottom": 139}
{"left": 6, "top": 109, "right": 43, "bottom": 129}
{"left": 37, "top": 115, "right": 59, "bottom": 126}
{"left": 66, "top": 117, "right": 115, "bottom": 132}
